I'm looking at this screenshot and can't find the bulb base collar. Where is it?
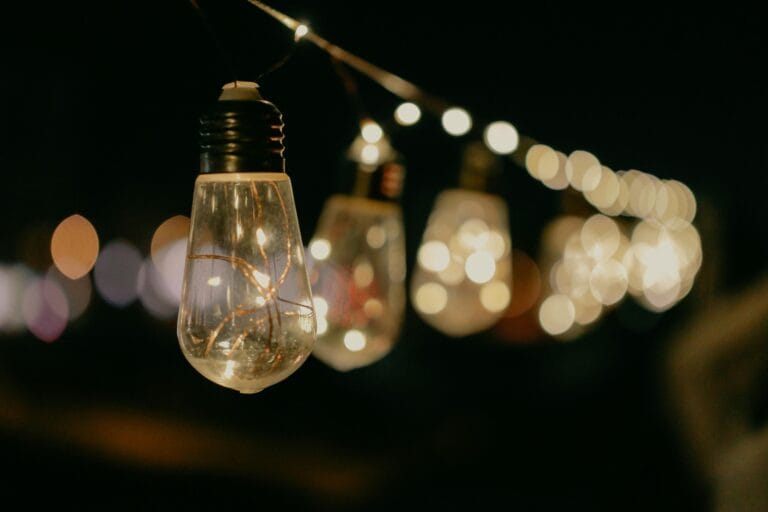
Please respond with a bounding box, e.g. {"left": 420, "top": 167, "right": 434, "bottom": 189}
{"left": 199, "top": 99, "right": 285, "bottom": 174}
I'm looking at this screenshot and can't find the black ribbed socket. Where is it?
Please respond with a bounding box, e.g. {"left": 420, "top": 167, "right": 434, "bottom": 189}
{"left": 199, "top": 99, "right": 285, "bottom": 174}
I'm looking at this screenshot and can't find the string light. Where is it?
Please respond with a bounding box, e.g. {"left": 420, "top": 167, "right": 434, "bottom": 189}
{"left": 394, "top": 102, "right": 421, "bottom": 126}
{"left": 441, "top": 107, "right": 472, "bottom": 136}
{"left": 50, "top": 214, "right": 99, "bottom": 280}
{"left": 177, "top": 82, "right": 315, "bottom": 394}
{"left": 307, "top": 131, "right": 407, "bottom": 371}
{"left": 0, "top": 1, "right": 705, "bottom": 354}
{"left": 483, "top": 121, "right": 519, "bottom": 155}
{"left": 410, "top": 143, "right": 513, "bottom": 336}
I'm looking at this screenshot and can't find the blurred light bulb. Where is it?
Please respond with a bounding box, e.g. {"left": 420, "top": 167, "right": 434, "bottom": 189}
{"left": 361, "top": 120, "right": 383, "bottom": 143}
{"left": 394, "top": 102, "right": 421, "bottom": 125}
{"left": 178, "top": 83, "right": 315, "bottom": 394}
{"left": 307, "top": 195, "right": 406, "bottom": 371}
{"left": 50, "top": 214, "right": 99, "bottom": 280}
{"left": 294, "top": 23, "right": 309, "bottom": 41}
{"left": 411, "top": 189, "right": 512, "bottom": 336}
{"left": 483, "top": 121, "right": 519, "bottom": 155}
{"left": 361, "top": 144, "right": 380, "bottom": 165}
{"left": 441, "top": 107, "right": 472, "bottom": 136}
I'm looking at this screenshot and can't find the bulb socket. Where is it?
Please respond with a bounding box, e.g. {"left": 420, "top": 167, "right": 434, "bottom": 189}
{"left": 458, "top": 141, "right": 502, "bottom": 192}
{"left": 352, "top": 160, "right": 406, "bottom": 202}
{"left": 199, "top": 97, "right": 286, "bottom": 174}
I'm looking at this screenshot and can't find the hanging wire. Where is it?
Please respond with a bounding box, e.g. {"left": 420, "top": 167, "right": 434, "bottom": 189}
{"left": 188, "top": 0, "right": 238, "bottom": 83}
{"left": 256, "top": 45, "right": 298, "bottom": 83}
{"left": 329, "top": 57, "right": 369, "bottom": 124}
{"left": 244, "top": 0, "right": 449, "bottom": 115}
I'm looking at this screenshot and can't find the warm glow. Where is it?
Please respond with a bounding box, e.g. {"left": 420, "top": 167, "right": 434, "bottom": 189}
{"left": 366, "top": 225, "right": 386, "bottom": 248}
{"left": 153, "top": 239, "right": 186, "bottom": 305}
{"left": 223, "top": 360, "right": 235, "bottom": 379}
{"left": 309, "top": 239, "right": 331, "bottom": 260}
{"left": 316, "top": 316, "right": 328, "bottom": 335}
{"left": 580, "top": 214, "right": 620, "bottom": 261}
{"left": 313, "top": 296, "right": 329, "bottom": 318}
{"left": 150, "top": 215, "right": 190, "bottom": 264}
{"left": 486, "top": 231, "right": 507, "bottom": 260}
{"left": 256, "top": 227, "right": 267, "bottom": 246}
{"left": 483, "top": 121, "right": 519, "bottom": 155}
{"left": 50, "top": 214, "right": 99, "bottom": 280}
{"left": 294, "top": 23, "right": 309, "bottom": 40}
{"left": 343, "top": 329, "right": 367, "bottom": 351}
{"left": 589, "top": 259, "right": 628, "bottom": 305}
{"left": 628, "top": 172, "right": 657, "bottom": 218}
{"left": 438, "top": 261, "right": 464, "bottom": 285}
{"left": 361, "top": 120, "right": 384, "bottom": 143}
{"left": 364, "top": 298, "right": 383, "bottom": 318}
{"left": 418, "top": 241, "right": 451, "bottom": 272}
{"left": 252, "top": 269, "right": 271, "bottom": 289}
{"left": 465, "top": 251, "right": 496, "bottom": 284}
{"left": 504, "top": 249, "right": 541, "bottom": 318}
{"left": 361, "top": 143, "right": 380, "bottom": 164}
{"left": 353, "top": 261, "right": 374, "bottom": 288}
{"left": 441, "top": 107, "right": 472, "bottom": 136}
{"left": 565, "top": 150, "right": 601, "bottom": 191}
{"left": 538, "top": 294, "right": 575, "bottom": 335}
{"left": 480, "top": 281, "right": 511, "bottom": 312}
{"left": 541, "top": 151, "right": 569, "bottom": 190}
{"left": 525, "top": 144, "right": 549, "bottom": 180}
{"left": 207, "top": 276, "right": 221, "bottom": 287}
{"left": 585, "top": 166, "right": 620, "bottom": 209}
{"left": 394, "top": 102, "right": 421, "bottom": 125}
{"left": 572, "top": 293, "right": 603, "bottom": 326}
{"left": 414, "top": 282, "right": 448, "bottom": 314}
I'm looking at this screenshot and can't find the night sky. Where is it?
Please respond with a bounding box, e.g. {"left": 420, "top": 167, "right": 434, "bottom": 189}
{"left": 1, "top": 1, "right": 766, "bottom": 509}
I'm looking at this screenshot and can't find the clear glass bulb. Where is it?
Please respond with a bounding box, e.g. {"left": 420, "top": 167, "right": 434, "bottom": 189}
{"left": 411, "top": 188, "right": 512, "bottom": 336}
{"left": 308, "top": 195, "right": 406, "bottom": 371}
{"left": 178, "top": 172, "right": 316, "bottom": 393}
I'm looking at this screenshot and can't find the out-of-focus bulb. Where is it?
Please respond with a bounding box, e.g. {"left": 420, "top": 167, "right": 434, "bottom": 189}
{"left": 441, "top": 107, "right": 472, "bottom": 136}
{"left": 361, "top": 120, "right": 383, "bottom": 143}
{"left": 483, "top": 121, "right": 519, "bottom": 155}
{"left": 308, "top": 195, "right": 406, "bottom": 371}
{"left": 177, "top": 82, "right": 315, "bottom": 394}
{"left": 394, "top": 102, "right": 421, "bottom": 125}
{"left": 411, "top": 189, "right": 512, "bottom": 336}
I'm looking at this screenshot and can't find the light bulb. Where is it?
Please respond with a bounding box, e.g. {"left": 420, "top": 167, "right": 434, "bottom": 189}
{"left": 411, "top": 188, "right": 512, "bottom": 336}
{"left": 177, "top": 82, "right": 315, "bottom": 394}
{"left": 308, "top": 195, "right": 406, "bottom": 370}
{"left": 308, "top": 148, "right": 406, "bottom": 371}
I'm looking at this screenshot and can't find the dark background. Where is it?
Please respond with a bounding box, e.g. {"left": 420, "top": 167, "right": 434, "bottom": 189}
{"left": 1, "top": 1, "right": 766, "bottom": 509}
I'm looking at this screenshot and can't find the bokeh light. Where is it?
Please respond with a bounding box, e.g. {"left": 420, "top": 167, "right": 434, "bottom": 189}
{"left": 50, "top": 214, "right": 99, "bottom": 279}
{"left": 565, "top": 150, "right": 601, "bottom": 191}
{"left": 441, "top": 107, "right": 472, "bottom": 136}
{"left": 394, "top": 102, "right": 421, "bottom": 125}
{"left": 361, "top": 120, "right": 384, "bottom": 143}
{"left": 46, "top": 266, "right": 92, "bottom": 320}
{"left": 22, "top": 276, "right": 69, "bottom": 342}
{"left": 539, "top": 294, "right": 575, "bottom": 336}
{"left": 0, "top": 264, "right": 34, "bottom": 333}
{"left": 414, "top": 282, "right": 448, "bottom": 315}
{"left": 309, "top": 239, "right": 332, "bottom": 260}
{"left": 584, "top": 166, "right": 619, "bottom": 210}
{"left": 150, "top": 215, "right": 190, "bottom": 264}
{"left": 483, "top": 121, "right": 519, "bottom": 155}
{"left": 94, "top": 240, "right": 143, "bottom": 307}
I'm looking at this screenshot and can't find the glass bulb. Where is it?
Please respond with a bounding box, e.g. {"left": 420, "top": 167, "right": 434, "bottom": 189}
{"left": 411, "top": 189, "right": 512, "bottom": 336}
{"left": 177, "top": 172, "right": 315, "bottom": 393}
{"left": 307, "top": 195, "right": 406, "bottom": 371}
